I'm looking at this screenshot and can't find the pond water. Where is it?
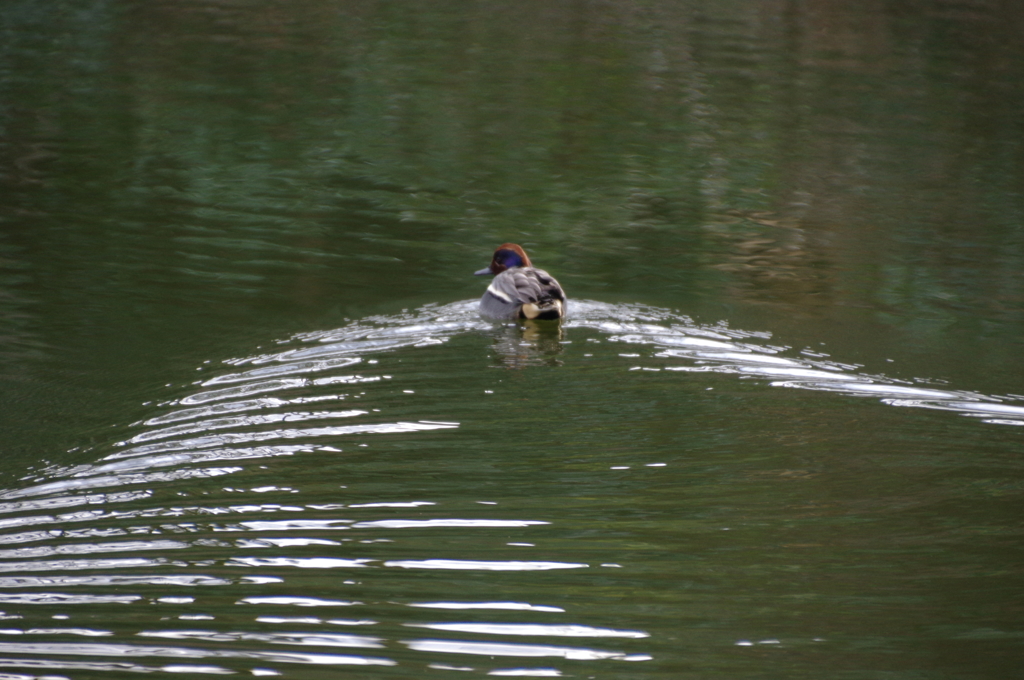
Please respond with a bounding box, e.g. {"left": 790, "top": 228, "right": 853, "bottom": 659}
{"left": 1, "top": 1, "right": 1022, "bottom": 678}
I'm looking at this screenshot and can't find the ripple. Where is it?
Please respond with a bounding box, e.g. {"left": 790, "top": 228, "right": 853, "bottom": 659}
{"left": 0, "top": 627, "right": 112, "bottom": 637}
{"left": 0, "top": 593, "right": 142, "bottom": 604}
{"left": 347, "top": 501, "right": 434, "bottom": 509}
{"left": 139, "top": 628, "right": 384, "bottom": 649}
{"left": 69, "top": 297, "right": 1020, "bottom": 516}
{"left": 0, "top": 641, "right": 396, "bottom": 666}
{"left": 229, "top": 557, "right": 372, "bottom": 570}
{"left": 488, "top": 670, "right": 563, "bottom": 677}
{"left": 402, "top": 638, "right": 642, "bottom": 661}
{"left": 180, "top": 379, "right": 309, "bottom": 406}
{"left": 0, "top": 557, "right": 166, "bottom": 574}
{"left": 238, "top": 520, "right": 353, "bottom": 532}
{"left": 0, "top": 466, "right": 243, "bottom": 500}
{"left": 407, "top": 623, "right": 648, "bottom": 638}
{"left": 168, "top": 298, "right": 1023, "bottom": 429}
{"left": 408, "top": 602, "right": 565, "bottom": 613}
{"left": 146, "top": 398, "right": 294, "bottom": 426}
{"left": 352, "top": 519, "right": 547, "bottom": 529}
{"left": 255, "top": 616, "right": 377, "bottom": 626}
{"left": 107, "top": 421, "right": 459, "bottom": 461}
{"left": 127, "top": 410, "right": 369, "bottom": 444}
{"left": 0, "top": 575, "right": 230, "bottom": 588}
{"left": 239, "top": 597, "right": 362, "bottom": 607}
{"left": 0, "top": 539, "right": 187, "bottom": 560}
{"left": 384, "top": 560, "right": 588, "bottom": 571}
{"left": 0, "top": 297, "right": 1013, "bottom": 678}
{"left": 0, "top": 491, "right": 152, "bottom": 518}
{"left": 0, "top": 658, "right": 234, "bottom": 674}
{"left": 201, "top": 357, "right": 362, "bottom": 386}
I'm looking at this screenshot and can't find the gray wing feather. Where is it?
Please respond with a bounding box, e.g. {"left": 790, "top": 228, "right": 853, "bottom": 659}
{"left": 480, "top": 267, "right": 566, "bottom": 319}
{"left": 510, "top": 268, "right": 565, "bottom": 303}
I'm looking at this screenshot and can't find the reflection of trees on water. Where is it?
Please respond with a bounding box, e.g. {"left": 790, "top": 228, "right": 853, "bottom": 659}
{"left": 1, "top": 0, "right": 1021, "bottom": 372}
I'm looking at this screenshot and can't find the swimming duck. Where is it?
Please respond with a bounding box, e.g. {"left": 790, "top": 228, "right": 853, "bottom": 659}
{"left": 474, "top": 243, "right": 566, "bottom": 320}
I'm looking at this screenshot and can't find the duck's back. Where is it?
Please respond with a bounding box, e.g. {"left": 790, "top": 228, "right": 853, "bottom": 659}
{"left": 481, "top": 267, "right": 566, "bottom": 320}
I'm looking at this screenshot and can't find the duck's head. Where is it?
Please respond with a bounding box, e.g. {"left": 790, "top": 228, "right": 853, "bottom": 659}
{"left": 474, "top": 243, "right": 533, "bottom": 276}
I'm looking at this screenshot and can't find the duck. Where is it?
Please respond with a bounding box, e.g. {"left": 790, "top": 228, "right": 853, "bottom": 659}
{"left": 474, "top": 243, "right": 567, "bottom": 320}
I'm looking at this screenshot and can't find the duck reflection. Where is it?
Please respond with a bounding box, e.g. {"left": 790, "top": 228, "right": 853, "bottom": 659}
{"left": 488, "top": 320, "right": 564, "bottom": 368}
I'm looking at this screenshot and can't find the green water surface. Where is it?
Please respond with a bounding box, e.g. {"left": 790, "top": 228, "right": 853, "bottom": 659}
{"left": 0, "top": 1, "right": 1022, "bottom": 678}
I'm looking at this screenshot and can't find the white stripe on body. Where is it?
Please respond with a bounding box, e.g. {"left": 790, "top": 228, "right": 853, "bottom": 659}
{"left": 485, "top": 282, "right": 514, "bottom": 303}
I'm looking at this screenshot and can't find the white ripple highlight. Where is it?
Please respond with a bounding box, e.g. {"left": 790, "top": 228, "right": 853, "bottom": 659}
{"left": 403, "top": 638, "right": 648, "bottom": 661}
{"left": 407, "top": 623, "right": 648, "bottom": 638}
{"left": 0, "top": 641, "right": 396, "bottom": 666}
{"left": 127, "top": 410, "right": 369, "bottom": 444}
{"left": 229, "top": 557, "right": 372, "bottom": 569}
{"left": 353, "top": 519, "right": 547, "bottom": 529}
{"left": 139, "top": 629, "right": 384, "bottom": 649}
{"left": 239, "top": 596, "right": 362, "bottom": 607}
{"left": 385, "top": 560, "right": 588, "bottom": 571}
{"left": 202, "top": 357, "right": 362, "bottom": 385}
{"left": 104, "top": 421, "right": 458, "bottom": 461}
{"left": 408, "top": 602, "right": 565, "bottom": 613}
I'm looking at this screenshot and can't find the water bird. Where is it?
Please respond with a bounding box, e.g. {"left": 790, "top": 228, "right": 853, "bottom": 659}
{"left": 474, "top": 243, "right": 566, "bottom": 320}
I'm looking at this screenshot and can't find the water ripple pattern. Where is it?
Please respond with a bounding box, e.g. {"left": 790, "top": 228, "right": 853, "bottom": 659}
{"left": 0, "top": 300, "right": 1020, "bottom": 677}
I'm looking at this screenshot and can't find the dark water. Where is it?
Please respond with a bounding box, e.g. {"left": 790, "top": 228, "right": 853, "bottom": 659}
{"left": 1, "top": 1, "right": 1023, "bottom": 678}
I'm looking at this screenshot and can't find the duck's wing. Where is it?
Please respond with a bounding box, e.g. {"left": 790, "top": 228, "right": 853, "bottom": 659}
{"left": 481, "top": 268, "right": 567, "bottom": 320}
{"left": 490, "top": 268, "right": 565, "bottom": 304}
{"left": 480, "top": 270, "right": 526, "bottom": 319}
{"left": 523, "top": 268, "right": 566, "bottom": 304}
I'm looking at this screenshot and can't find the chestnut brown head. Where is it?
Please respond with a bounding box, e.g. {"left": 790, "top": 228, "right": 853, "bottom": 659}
{"left": 474, "top": 243, "right": 533, "bottom": 276}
